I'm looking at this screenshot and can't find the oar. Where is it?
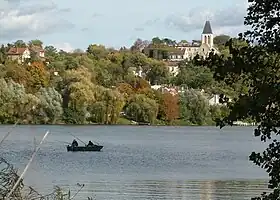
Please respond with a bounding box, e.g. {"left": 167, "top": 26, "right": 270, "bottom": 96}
{"left": 69, "top": 133, "right": 87, "bottom": 146}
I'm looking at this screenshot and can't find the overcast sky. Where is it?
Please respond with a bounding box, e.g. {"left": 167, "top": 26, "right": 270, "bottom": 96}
{"left": 0, "top": 0, "right": 248, "bottom": 51}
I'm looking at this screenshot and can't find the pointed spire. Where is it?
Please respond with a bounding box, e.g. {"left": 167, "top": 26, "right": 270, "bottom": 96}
{"left": 202, "top": 21, "right": 212, "bottom": 34}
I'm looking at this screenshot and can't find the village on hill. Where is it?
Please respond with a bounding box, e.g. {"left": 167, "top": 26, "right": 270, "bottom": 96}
{"left": 0, "top": 20, "right": 251, "bottom": 126}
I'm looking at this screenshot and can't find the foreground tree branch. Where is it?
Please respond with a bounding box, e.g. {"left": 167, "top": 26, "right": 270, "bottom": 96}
{"left": 193, "top": 0, "right": 280, "bottom": 199}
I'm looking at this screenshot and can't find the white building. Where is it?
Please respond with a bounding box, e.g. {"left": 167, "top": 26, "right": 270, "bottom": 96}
{"left": 169, "top": 21, "right": 219, "bottom": 61}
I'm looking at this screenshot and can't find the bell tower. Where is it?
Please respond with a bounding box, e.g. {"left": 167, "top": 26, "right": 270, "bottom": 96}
{"left": 201, "top": 21, "right": 213, "bottom": 48}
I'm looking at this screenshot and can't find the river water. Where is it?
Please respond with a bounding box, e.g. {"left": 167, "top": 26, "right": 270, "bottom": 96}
{"left": 0, "top": 125, "right": 271, "bottom": 199}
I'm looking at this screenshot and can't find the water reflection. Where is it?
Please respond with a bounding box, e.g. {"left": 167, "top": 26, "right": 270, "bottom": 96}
{"left": 200, "top": 181, "right": 213, "bottom": 200}
{"left": 74, "top": 179, "right": 269, "bottom": 200}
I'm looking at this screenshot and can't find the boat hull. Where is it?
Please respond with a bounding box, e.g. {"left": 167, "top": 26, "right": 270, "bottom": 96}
{"left": 67, "top": 145, "right": 103, "bottom": 152}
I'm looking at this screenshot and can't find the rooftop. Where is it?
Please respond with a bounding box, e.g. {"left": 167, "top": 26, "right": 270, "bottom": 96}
{"left": 202, "top": 21, "right": 213, "bottom": 34}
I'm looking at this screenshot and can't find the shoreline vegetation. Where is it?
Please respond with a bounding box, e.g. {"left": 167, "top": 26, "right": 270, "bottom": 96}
{"left": 0, "top": 121, "right": 257, "bottom": 126}
{"left": 0, "top": 129, "right": 92, "bottom": 200}
{"left": 0, "top": 36, "right": 253, "bottom": 127}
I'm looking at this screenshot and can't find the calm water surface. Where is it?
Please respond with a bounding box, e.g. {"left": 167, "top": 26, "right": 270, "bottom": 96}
{"left": 0, "top": 125, "right": 271, "bottom": 199}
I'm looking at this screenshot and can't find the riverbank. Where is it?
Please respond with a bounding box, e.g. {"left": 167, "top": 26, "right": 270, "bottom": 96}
{"left": 0, "top": 118, "right": 257, "bottom": 127}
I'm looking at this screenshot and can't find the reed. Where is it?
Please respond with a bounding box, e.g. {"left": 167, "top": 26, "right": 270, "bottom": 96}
{"left": 0, "top": 126, "right": 95, "bottom": 200}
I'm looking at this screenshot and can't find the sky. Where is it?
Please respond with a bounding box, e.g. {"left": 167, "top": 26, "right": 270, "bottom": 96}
{"left": 0, "top": 0, "right": 248, "bottom": 52}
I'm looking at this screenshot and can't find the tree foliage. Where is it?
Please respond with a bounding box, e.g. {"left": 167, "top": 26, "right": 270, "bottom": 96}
{"left": 161, "top": 92, "right": 179, "bottom": 123}
{"left": 0, "top": 35, "right": 243, "bottom": 125}
{"left": 193, "top": 0, "right": 280, "bottom": 199}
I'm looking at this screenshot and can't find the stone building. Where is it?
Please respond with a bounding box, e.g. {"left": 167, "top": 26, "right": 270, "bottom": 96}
{"left": 169, "top": 20, "right": 219, "bottom": 61}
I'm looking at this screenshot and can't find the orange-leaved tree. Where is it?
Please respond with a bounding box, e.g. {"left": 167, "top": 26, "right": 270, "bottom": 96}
{"left": 26, "top": 61, "right": 50, "bottom": 92}
{"left": 161, "top": 92, "right": 179, "bottom": 123}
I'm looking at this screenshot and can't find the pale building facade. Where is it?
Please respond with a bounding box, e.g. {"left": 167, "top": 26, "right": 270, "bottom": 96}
{"left": 7, "top": 46, "right": 45, "bottom": 64}
{"left": 169, "top": 21, "right": 219, "bottom": 61}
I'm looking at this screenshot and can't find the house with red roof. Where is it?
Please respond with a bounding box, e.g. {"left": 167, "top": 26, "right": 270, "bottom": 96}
{"left": 7, "top": 45, "right": 45, "bottom": 64}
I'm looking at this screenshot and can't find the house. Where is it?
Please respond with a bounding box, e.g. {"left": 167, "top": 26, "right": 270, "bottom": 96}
{"left": 7, "top": 47, "right": 31, "bottom": 64}
{"left": 165, "top": 61, "right": 180, "bottom": 76}
{"left": 7, "top": 46, "right": 45, "bottom": 64}
{"left": 167, "top": 49, "right": 185, "bottom": 61}
{"left": 200, "top": 90, "right": 232, "bottom": 106}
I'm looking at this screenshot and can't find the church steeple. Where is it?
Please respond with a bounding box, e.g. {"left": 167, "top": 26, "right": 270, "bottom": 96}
{"left": 202, "top": 21, "right": 212, "bottom": 34}
{"left": 201, "top": 21, "right": 213, "bottom": 48}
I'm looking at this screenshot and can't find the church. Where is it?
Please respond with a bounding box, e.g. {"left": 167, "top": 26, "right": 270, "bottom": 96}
{"left": 169, "top": 20, "right": 219, "bottom": 61}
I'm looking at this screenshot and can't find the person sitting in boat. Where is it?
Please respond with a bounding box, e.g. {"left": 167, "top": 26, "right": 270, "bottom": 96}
{"left": 87, "top": 140, "right": 94, "bottom": 146}
{"left": 72, "top": 139, "right": 78, "bottom": 147}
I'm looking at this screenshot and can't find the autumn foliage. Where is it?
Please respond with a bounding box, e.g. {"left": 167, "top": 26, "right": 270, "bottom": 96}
{"left": 0, "top": 38, "right": 237, "bottom": 126}
{"left": 116, "top": 83, "right": 134, "bottom": 99}
{"left": 161, "top": 92, "right": 179, "bottom": 123}
{"left": 5, "top": 64, "right": 32, "bottom": 87}
{"left": 26, "top": 61, "right": 50, "bottom": 92}
{"left": 133, "top": 78, "right": 150, "bottom": 91}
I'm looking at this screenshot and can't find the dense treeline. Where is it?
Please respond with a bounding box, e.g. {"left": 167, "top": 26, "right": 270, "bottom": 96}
{"left": 0, "top": 37, "right": 245, "bottom": 125}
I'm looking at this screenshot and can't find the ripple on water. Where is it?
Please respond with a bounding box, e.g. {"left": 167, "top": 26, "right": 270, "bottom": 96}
{"left": 0, "top": 125, "right": 270, "bottom": 199}
{"left": 54, "top": 179, "right": 269, "bottom": 200}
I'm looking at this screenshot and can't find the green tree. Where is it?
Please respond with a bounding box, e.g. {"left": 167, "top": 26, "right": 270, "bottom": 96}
{"left": 28, "top": 39, "right": 43, "bottom": 48}
{"left": 213, "top": 35, "right": 230, "bottom": 46}
{"left": 152, "top": 37, "right": 162, "bottom": 44}
{"left": 180, "top": 40, "right": 188, "bottom": 43}
{"left": 175, "top": 62, "right": 214, "bottom": 89}
{"left": 179, "top": 89, "right": 211, "bottom": 125}
{"left": 130, "top": 38, "right": 150, "bottom": 52}
{"left": 13, "top": 40, "right": 26, "bottom": 48}
{"left": 126, "top": 94, "right": 158, "bottom": 123}
{"left": 36, "top": 87, "right": 63, "bottom": 124}
{"left": 102, "top": 89, "right": 125, "bottom": 124}
{"left": 89, "top": 101, "right": 107, "bottom": 124}
{"left": 44, "top": 45, "right": 58, "bottom": 60}
{"left": 146, "top": 60, "right": 170, "bottom": 85}
{"left": 196, "top": 0, "right": 280, "bottom": 199}
{"left": 0, "top": 45, "right": 7, "bottom": 64}
{"left": 0, "top": 78, "right": 40, "bottom": 124}
{"left": 87, "top": 44, "right": 108, "bottom": 60}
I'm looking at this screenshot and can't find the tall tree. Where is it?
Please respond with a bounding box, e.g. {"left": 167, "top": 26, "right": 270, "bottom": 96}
{"left": 196, "top": 0, "right": 280, "bottom": 199}
{"left": 161, "top": 92, "right": 179, "bottom": 123}
{"left": 244, "top": 0, "right": 280, "bottom": 52}
{"left": 130, "top": 38, "right": 150, "bottom": 52}
{"left": 213, "top": 35, "right": 230, "bottom": 46}
{"left": 13, "top": 40, "right": 26, "bottom": 48}
{"left": 0, "top": 45, "right": 7, "bottom": 64}
{"left": 28, "top": 39, "right": 43, "bottom": 48}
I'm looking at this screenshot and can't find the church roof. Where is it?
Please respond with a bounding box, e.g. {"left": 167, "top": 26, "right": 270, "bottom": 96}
{"left": 202, "top": 21, "right": 212, "bottom": 34}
